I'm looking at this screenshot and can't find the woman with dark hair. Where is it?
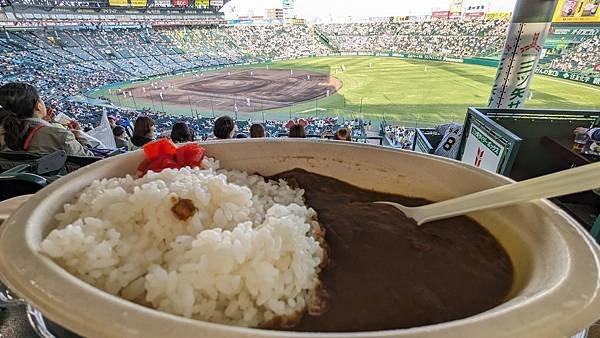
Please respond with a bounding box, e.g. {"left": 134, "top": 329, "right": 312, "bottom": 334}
{"left": 170, "top": 122, "right": 194, "bottom": 143}
{"left": 288, "top": 124, "right": 306, "bottom": 138}
{"left": 0, "top": 83, "right": 93, "bottom": 156}
{"left": 130, "top": 115, "right": 155, "bottom": 149}
{"left": 250, "top": 123, "right": 266, "bottom": 138}
{"left": 213, "top": 115, "right": 235, "bottom": 139}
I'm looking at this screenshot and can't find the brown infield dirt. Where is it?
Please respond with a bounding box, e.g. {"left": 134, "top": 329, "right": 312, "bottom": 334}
{"left": 123, "top": 68, "right": 342, "bottom": 113}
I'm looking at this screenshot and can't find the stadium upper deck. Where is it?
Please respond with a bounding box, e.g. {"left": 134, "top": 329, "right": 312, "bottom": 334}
{"left": 3, "top": 0, "right": 228, "bottom": 10}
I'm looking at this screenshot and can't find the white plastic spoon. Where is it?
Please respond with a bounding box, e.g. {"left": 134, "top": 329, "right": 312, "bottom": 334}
{"left": 375, "top": 161, "right": 600, "bottom": 226}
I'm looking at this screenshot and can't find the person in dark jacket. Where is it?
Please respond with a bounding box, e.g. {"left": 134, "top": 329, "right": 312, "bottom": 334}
{"left": 129, "top": 116, "right": 155, "bottom": 149}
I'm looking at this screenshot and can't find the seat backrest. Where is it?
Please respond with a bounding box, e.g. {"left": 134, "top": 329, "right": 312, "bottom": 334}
{"left": 0, "top": 151, "right": 101, "bottom": 175}
{"left": 0, "top": 152, "right": 41, "bottom": 173}
{"left": 0, "top": 174, "right": 47, "bottom": 202}
{"left": 64, "top": 155, "right": 102, "bottom": 173}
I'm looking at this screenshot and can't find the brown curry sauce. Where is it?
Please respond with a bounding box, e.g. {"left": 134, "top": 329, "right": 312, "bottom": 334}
{"left": 269, "top": 169, "right": 513, "bottom": 332}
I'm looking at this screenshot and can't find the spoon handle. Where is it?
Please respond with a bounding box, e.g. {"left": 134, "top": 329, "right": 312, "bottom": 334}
{"left": 413, "top": 161, "right": 600, "bottom": 225}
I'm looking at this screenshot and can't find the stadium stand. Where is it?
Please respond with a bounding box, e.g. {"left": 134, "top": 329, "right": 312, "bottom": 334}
{"left": 542, "top": 35, "right": 600, "bottom": 74}
{"left": 7, "top": 0, "right": 224, "bottom": 9}
{"left": 318, "top": 19, "right": 509, "bottom": 57}
{"left": 0, "top": 18, "right": 598, "bottom": 148}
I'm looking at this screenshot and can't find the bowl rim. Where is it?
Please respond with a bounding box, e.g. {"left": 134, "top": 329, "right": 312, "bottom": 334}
{"left": 0, "top": 139, "right": 599, "bottom": 338}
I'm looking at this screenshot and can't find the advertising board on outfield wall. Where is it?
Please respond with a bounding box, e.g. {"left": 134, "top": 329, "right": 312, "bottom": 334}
{"left": 553, "top": 0, "right": 600, "bottom": 23}
{"left": 131, "top": 0, "right": 147, "bottom": 6}
{"left": 535, "top": 68, "right": 600, "bottom": 86}
{"left": 485, "top": 12, "right": 512, "bottom": 19}
{"left": 550, "top": 25, "right": 600, "bottom": 35}
{"left": 432, "top": 10, "right": 450, "bottom": 19}
{"left": 108, "top": 0, "right": 128, "bottom": 6}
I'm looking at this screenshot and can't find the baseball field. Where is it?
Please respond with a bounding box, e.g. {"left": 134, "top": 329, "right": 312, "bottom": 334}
{"left": 92, "top": 56, "right": 600, "bottom": 127}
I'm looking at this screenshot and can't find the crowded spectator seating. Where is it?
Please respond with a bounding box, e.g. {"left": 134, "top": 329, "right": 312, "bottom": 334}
{"left": 0, "top": 24, "right": 330, "bottom": 103}
{"left": 1, "top": 18, "right": 598, "bottom": 186}
{"left": 7, "top": 0, "right": 220, "bottom": 10}
{"left": 318, "top": 19, "right": 509, "bottom": 58}
{"left": 538, "top": 35, "right": 600, "bottom": 75}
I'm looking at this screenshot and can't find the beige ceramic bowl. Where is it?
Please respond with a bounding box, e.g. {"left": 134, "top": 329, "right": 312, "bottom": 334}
{"left": 0, "top": 139, "right": 599, "bottom": 338}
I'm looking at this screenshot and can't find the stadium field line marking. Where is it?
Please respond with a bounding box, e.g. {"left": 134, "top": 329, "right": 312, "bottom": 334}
{"left": 537, "top": 76, "right": 600, "bottom": 93}
{"left": 296, "top": 107, "right": 328, "bottom": 114}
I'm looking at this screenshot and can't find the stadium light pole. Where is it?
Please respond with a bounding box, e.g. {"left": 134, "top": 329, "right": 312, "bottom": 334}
{"left": 359, "top": 98, "right": 363, "bottom": 118}
{"left": 188, "top": 96, "right": 193, "bottom": 115}
{"left": 210, "top": 98, "right": 215, "bottom": 118}
{"left": 488, "top": 0, "right": 559, "bottom": 109}
{"left": 151, "top": 95, "right": 157, "bottom": 113}
{"left": 160, "top": 97, "right": 165, "bottom": 113}
{"left": 131, "top": 94, "right": 138, "bottom": 110}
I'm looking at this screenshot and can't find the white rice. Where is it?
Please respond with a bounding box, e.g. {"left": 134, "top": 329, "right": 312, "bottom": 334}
{"left": 40, "top": 158, "right": 324, "bottom": 327}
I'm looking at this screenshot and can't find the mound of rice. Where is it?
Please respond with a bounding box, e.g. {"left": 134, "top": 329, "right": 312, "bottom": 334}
{"left": 40, "top": 158, "right": 325, "bottom": 327}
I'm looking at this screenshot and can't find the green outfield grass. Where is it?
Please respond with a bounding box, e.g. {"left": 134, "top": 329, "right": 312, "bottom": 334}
{"left": 94, "top": 56, "right": 600, "bottom": 127}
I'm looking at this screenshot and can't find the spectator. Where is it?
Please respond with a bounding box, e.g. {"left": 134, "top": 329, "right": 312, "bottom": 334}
{"left": 250, "top": 123, "right": 266, "bottom": 138}
{"left": 130, "top": 115, "right": 155, "bottom": 149}
{"left": 335, "top": 127, "right": 352, "bottom": 141}
{"left": 113, "top": 125, "right": 128, "bottom": 149}
{"left": 213, "top": 115, "right": 235, "bottom": 139}
{"left": 288, "top": 124, "right": 306, "bottom": 138}
{"left": 108, "top": 115, "right": 117, "bottom": 130}
{"left": 0, "top": 83, "right": 93, "bottom": 156}
{"left": 320, "top": 126, "right": 335, "bottom": 139}
{"left": 574, "top": 126, "right": 600, "bottom": 142}
{"left": 170, "top": 122, "right": 194, "bottom": 143}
